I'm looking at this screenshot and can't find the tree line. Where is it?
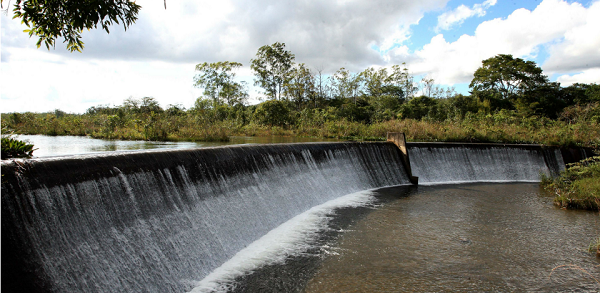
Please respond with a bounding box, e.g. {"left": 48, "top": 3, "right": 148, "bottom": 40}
{"left": 192, "top": 43, "right": 598, "bottom": 125}
{"left": 2, "top": 43, "right": 599, "bottom": 147}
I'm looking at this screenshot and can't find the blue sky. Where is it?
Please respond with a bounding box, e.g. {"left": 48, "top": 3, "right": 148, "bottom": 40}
{"left": 1, "top": 0, "right": 599, "bottom": 113}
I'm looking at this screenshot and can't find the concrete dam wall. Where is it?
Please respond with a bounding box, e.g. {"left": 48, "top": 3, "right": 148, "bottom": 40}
{"left": 1, "top": 141, "right": 567, "bottom": 292}
{"left": 406, "top": 142, "right": 565, "bottom": 184}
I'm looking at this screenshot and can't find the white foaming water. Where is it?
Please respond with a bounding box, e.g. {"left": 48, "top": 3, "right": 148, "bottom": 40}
{"left": 2, "top": 142, "right": 570, "bottom": 292}
{"left": 409, "top": 146, "right": 564, "bottom": 184}
{"left": 2, "top": 143, "right": 409, "bottom": 292}
{"left": 189, "top": 190, "right": 375, "bottom": 293}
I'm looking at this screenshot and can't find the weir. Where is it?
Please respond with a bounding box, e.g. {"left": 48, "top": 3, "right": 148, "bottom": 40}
{"left": 1, "top": 140, "right": 569, "bottom": 292}
{"left": 406, "top": 142, "right": 565, "bottom": 184}
{"left": 1, "top": 142, "right": 409, "bottom": 292}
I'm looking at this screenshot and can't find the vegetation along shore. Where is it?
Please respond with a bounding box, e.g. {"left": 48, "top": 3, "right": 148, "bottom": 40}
{"left": 1, "top": 45, "right": 599, "bottom": 148}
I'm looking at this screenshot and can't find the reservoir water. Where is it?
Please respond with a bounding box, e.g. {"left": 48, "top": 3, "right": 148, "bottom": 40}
{"left": 14, "top": 135, "right": 340, "bottom": 157}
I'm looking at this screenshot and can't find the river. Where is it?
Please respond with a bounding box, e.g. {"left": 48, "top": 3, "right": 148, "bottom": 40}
{"left": 227, "top": 183, "right": 600, "bottom": 292}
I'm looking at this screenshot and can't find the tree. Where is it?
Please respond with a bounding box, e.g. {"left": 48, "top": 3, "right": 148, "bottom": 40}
{"left": 561, "top": 83, "right": 600, "bottom": 105}
{"left": 313, "top": 67, "right": 328, "bottom": 107}
{"left": 360, "top": 67, "right": 390, "bottom": 97}
{"left": 194, "top": 61, "right": 247, "bottom": 106}
{"left": 389, "top": 63, "right": 417, "bottom": 99}
{"left": 122, "top": 96, "right": 162, "bottom": 115}
{"left": 250, "top": 42, "right": 295, "bottom": 101}
{"left": 252, "top": 100, "right": 292, "bottom": 127}
{"left": 330, "top": 67, "right": 362, "bottom": 104}
{"left": 5, "top": 0, "right": 142, "bottom": 52}
{"left": 421, "top": 77, "right": 435, "bottom": 98}
{"left": 513, "top": 82, "right": 566, "bottom": 118}
{"left": 470, "top": 54, "right": 549, "bottom": 100}
{"left": 284, "top": 63, "right": 315, "bottom": 110}
{"left": 398, "top": 96, "right": 439, "bottom": 120}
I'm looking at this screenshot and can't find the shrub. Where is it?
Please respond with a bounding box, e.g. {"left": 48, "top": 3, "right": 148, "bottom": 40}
{"left": 541, "top": 156, "right": 600, "bottom": 211}
{"left": 1, "top": 130, "right": 36, "bottom": 159}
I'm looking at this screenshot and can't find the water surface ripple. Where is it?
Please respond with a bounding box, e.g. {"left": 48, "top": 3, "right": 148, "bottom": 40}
{"left": 300, "top": 183, "right": 600, "bottom": 292}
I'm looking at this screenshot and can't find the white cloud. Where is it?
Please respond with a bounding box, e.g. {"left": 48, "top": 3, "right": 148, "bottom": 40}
{"left": 2, "top": 0, "right": 454, "bottom": 112}
{"left": 542, "top": 1, "right": 600, "bottom": 75}
{"left": 556, "top": 69, "right": 600, "bottom": 86}
{"left": 2, "top": 0, "right": 598, "bottom": 113}
{"left": 2, "top": 0, "right": 448, "bottom": 71}
{"left": 435, "top": 0, "right": 497, "bottom": 32}
{"left": 0, "top": 47, "right": 204, "bottom": 113}
{"left": 391, "top": 0, "right": 597, "bottom": 86}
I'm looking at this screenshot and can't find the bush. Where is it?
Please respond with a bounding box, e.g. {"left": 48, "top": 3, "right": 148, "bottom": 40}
{"left": 1, "top": 130, "right": 36, "bottom": 159}
{"left": 252, "top": 100, "right": 293, "bottom": 127}
{"left": 541, "top": 156, "right": 600, "bottom": 211}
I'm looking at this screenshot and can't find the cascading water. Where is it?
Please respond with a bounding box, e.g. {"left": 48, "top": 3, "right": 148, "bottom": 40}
{"left": 407, "top": 143, "right": 565, "bottom": 184}
{"left": 1, "top": 142, "right": 410, "bottom": 293}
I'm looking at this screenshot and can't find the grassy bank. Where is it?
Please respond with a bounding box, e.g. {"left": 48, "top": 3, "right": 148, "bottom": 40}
{"left": 541, "top": 156, "right": 600, "bottom": 256}
{"left": 2, "top": 107, "right": 599, "bottom": 148}
{"left": 541, "top": 155, "right": 600, "bottom": 257}
{"left": 541, "top": 156, "right": 600, "bottom": 211}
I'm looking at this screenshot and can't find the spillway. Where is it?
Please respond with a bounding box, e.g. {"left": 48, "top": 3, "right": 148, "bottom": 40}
{"left": 407, "top": 142, "right": 565, "bottom": 184}
{"left": 1, "top": 142, "right": 410, "bottom": 292}
{"left": 1, "top": 141, "right": 571, "bottom": 292}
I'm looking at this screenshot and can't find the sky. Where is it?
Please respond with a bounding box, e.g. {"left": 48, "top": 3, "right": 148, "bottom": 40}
{"left": 1, "top": 0, "right": 599, "bottom": 113}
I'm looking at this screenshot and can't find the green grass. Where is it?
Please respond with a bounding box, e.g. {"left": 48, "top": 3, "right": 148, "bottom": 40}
{"left": 589, "top": 236, "right": 600, "bottom": 256}
{"left": 3, "top": 105, "right": 600, "bottom": 147}
{"left": 541, "top": 156, "right": 600, "bottom": 211}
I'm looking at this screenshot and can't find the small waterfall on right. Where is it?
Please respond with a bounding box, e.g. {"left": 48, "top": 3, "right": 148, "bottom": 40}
{"left": 407, "top": 143, "right": 565, "bottom": 184}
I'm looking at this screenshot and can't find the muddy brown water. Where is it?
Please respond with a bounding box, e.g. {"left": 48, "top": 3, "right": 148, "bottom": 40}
{"left": 231, "top": 183, "right": 600, "bottom": 292}
{"left": 304, "top": 183, "right": 600, "bottom": 292}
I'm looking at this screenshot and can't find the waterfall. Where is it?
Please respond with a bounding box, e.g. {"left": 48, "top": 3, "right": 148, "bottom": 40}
{"left": 407, "top": 143, "right": 565, "bottom": 184}
{"left": 1, "top": 142, "right": 409, "bottom": 293}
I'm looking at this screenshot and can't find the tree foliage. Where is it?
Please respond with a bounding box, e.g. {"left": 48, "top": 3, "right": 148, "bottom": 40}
{"left": 284, "top": 63, "right": 316, "bottom": 109}
{"left": 6, "top": 0, "right": 141, "bottom": 52}
{"left": 390, "top": 64, "right": 418, "bottom": 99}
{"left": 1, "top": 128, "right": 36, "bottom": 159}
{"left": 250, "top": 42, "right": 296, "bottom": 100}
{"left": 194, "top": 61, "right": 248, "bottom": 106}
{"left": 470, "top": 54, "right": 549, "bottom": 99}
{"left": 252, "top": 100, "right": 292, "bottom": 126}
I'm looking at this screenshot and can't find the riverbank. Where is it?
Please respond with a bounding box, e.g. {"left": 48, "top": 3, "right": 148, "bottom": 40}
{"left": 2, "top": 110, "right": 599, "bottom": 148}
{"left": 541, "top": 156, "right": 600, "bottom": 255}
{"left": 541, "top": 156, "right": 600, "bottom": 211}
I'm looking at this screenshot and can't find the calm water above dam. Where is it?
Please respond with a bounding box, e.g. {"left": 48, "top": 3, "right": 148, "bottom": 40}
{"left": 15, "top": 135, "right": 340, "bottom": 157}
{"left": 226, "top": 183, "right": 600, "bottom": 293}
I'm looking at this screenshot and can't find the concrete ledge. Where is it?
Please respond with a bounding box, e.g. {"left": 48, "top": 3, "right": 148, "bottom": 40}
{"left": 387, "top": 133, "right": 418, "bottom": 185}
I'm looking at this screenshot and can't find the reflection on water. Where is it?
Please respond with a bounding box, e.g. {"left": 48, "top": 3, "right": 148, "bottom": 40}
{"left": 304, "top": 183, "right": 600, "bottom": 292}
{"left": 14, "top": 135, "right": 341, "bottom": 157}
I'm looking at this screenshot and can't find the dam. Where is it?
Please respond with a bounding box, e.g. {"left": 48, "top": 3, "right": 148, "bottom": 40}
{"left": 0, "top": 139, "right": 593, "bottom": 292}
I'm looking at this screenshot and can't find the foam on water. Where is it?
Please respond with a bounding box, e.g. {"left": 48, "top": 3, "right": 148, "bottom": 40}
{"left": 189, "top": 190, "right": 375, "bottom": 293}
